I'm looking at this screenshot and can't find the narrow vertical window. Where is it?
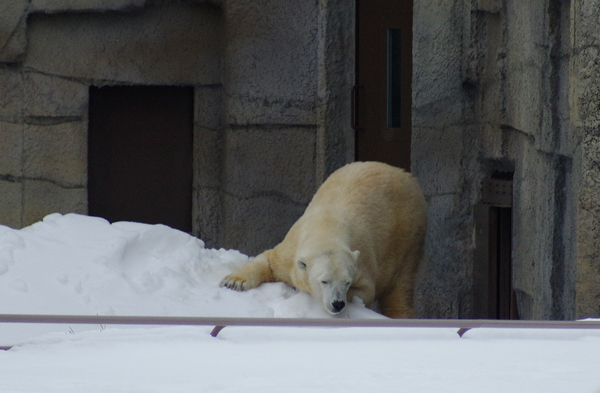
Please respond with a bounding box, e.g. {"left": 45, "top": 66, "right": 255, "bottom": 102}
{"left": 387, "top": 28, "right": 402, "bottom": 128}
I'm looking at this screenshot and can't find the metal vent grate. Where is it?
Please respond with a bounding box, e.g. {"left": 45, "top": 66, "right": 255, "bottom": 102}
{"left": 480, "top": 178, "right": 513, "bottom": 207}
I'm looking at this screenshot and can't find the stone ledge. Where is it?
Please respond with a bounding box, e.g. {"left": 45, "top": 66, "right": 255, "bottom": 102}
{"left": 0, "top": 1, "right": 28, "bottom": 63}
{"left": 0, "top": 175, "right": 86, "bottom": 190}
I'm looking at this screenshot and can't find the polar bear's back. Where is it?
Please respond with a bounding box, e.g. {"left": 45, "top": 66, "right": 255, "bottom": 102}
{"left": 305, "top": 161, "right": 426, "bottom": 295}
{"left": 309, "top": 161, "right": 425, "bottom": 226}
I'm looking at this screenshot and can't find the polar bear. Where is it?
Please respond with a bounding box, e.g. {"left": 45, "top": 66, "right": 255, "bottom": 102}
{"left": 220, "top": 161, "right": 427, "bottom": 318}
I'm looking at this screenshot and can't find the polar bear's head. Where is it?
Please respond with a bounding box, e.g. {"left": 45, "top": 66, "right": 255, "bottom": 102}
{"left": 294, "top": 249, "right": 360, "bottom": 315}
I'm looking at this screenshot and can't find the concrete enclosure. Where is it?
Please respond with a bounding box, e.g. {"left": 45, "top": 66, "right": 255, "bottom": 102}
{"left": 1, "top": 0, "right": 599, "bottom": 319}
{"left": 412, "top": 0, "right": 600, "bottom": 319}
{"left": 0, "top": 0, "right": 354, "bottom": 257}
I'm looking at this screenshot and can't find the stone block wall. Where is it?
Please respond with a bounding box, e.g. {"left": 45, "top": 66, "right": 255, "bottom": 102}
{"left": 413, "top": 0, "right": 599, "bottom": 319}
{"left": 572, "top": 0, "right": 600, "bottom": 318}
{"left": 218, "top": 0, "right": 319, "bottom": 254}
{"left": 0, "top": 2, "right": 224, "bottom": 231}
{"left": 201, "top": 0, "right": 354, "bottom": 255}
{"left": 1, "top": 0, "right": 355, "bottom": 258}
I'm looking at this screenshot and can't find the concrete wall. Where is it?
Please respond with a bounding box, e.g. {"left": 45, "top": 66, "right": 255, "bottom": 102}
{"left": 213, "top": 0, "right": 354, "bottom": 254}
{"left": 572, "top": 0, "right": 600, "bottom": 318}
{"left": 413, "top": 0, "right": 598, "bottom": 319}
{"left": 412, "top": 0, "right": 473, "bottom": 318}
{"left": 1, "top": 1, "right": 224, "bottom": 230}
{"left": 0, "top": 0, "right": 354, "bottom": 258}
{"left": 3, "top": 0, "right": 597, "bottom": 319}
{"left": 217, "top": 0, "right": 318, "bottom": 254}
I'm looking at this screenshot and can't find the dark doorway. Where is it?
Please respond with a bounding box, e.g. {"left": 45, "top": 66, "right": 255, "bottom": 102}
{"left": 354, "top": 0, "right": 413, "bottom": 171}
{"left": 473, "top": 177, "right": 519, "bottom": 319}
{"left": 88, "top": 85, "right": 194, "bottom": 233}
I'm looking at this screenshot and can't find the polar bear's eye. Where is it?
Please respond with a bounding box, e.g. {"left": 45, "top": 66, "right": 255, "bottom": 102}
{"left": 321, "top": 280, "right": 329, "bottom": 285}
{"left": 297, "top": 260, "right": 307, "bottom": 270}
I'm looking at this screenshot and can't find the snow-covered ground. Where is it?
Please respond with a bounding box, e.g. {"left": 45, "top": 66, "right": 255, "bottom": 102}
{"left": 1, "top": 213, "right": 599, "bottom": 393}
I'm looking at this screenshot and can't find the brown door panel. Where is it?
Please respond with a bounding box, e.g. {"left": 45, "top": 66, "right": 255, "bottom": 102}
{"left": 356, "top": 0, "right": 413, "bottom": 171}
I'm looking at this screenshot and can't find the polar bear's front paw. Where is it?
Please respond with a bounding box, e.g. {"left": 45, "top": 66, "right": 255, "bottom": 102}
{"left": 220, "top": 257, "right": 272, "bottom": 292}
{"left": 220, "top": 274, "right": 255, "bottom": 291}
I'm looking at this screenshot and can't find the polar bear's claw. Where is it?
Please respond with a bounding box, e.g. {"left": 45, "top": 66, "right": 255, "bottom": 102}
{"left": 220, "top": 275, "right": 249, "bottom": 291}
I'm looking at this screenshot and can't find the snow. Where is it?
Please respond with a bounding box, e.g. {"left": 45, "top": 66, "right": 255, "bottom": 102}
{"left": 1, "top": 213, "right": 600, "bottom": 392}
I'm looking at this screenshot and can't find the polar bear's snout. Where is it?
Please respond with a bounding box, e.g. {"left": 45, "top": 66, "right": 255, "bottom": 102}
{"left": 322, "top": 284, "right": 349, "bottom": 314}
{"left": 331, "top": 300, "right": 346, "bottom": 313}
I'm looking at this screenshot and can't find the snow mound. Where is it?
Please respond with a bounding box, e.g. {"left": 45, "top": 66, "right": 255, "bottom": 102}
{"left": 0, "top": 213, "right": 383, "bottom": 343}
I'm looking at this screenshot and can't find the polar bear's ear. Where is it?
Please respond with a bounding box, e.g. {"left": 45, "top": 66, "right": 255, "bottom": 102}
{"left": 351, "top": 250, "right": 360, "bottom": 262}
{"left": 296, "top": 259, "right": 307, "bottom": 270}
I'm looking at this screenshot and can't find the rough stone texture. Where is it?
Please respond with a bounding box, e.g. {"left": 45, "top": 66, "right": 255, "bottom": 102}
{"left": 221, "top": 195, "right": 308, "bottom": 256}
{"left": 213, "top": 0, "right": 327, "bottom": 255}
{"left": 413, "top": 0, "right": 590, "bottom": 320}
{"left": 412, "top": 0, "right": 477, "bottom": 319}
{"left": 0, "top": 0, "right": 355, "bottom": 265}
{"left": 23, "top": 121, "right": 87, "bottom": 188}
{"left": 221, "top": 126, "right": 316, "bottom": 255}
{"left": 411, "top": 125, "right": 464, "bottom": 196}
{"left": 224, "top": 0, "right": 318, "bottom": 125}
{"left": 29, "top": 0, "right": 147, "bottom": 13}
{"left": 25, "top": 3, "right": 223, "bottom": 85}
{"left": 1, "top": 1, "right": 229, "bottom": 235}
{"left": 510, "top": 143, "right": 560, "bottom": 319}
{"left": 28, "top": 0, "right": 223, "bottom": 13}
{"left": 0, "top": 0, "right": 28, "bottom": 62}
{"left": 0, "top": 71, "right": 24, "bottom": 228}
{"left": 413, "top": 0, "right": 466, "bottom": 130}
{"left": 577, "top": 136, "right": 600, "bottom": 318}
{"left": 0, "top": 181, "right": 22, "bottom": 229}
{"left": 0, "top": 121, "right": 23, "bottom": 178}
{"left": 193, "top": 85, "right": 224, "bottom": 248}
{"left": 224, "top": 127, "right": 316, "bottom": 206}
{"left": 24, "top": 73, "right": 89, "bottom": 118}
{"left": 315, "top": 0, "right": 356, "bottom": 182}
{"left": 573, "top": 0, "right": 600, "bottom": 318}
{"left": 22, "top": 180, "right": 87, "bottom": 227}
{"left": 0, "top": 68, "right": 24, "bottom": 121}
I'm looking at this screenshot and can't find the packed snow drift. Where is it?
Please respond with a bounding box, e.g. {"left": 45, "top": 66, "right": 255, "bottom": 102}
{"left": 0, "top": 213, "right": 381, "bottom": 344}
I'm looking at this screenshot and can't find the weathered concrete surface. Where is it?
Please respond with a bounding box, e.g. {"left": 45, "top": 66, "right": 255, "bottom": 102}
{"left": 315, "top": 0, "right": 356, "bottom": 182}
{"left": 22, "top": 180, "right": 87, "bottom": 227}
{"left": 578, "top": 137, "right": 600, "bottom": 318}
{"left": 0, "top": 0, "right": 355, "bottom": 261}
{"left": 28, "top": 0, "right": 147, "bottom": 13}
{"left": 221, "top": 126, "right": 316, "bottom": 255}
{"left": 0, "top": 180, "right": 22, "bottom": 228}
{"left": 25, "top": 3, "right": 223, "bottom": 85}
{"left": 24, "top": 74, "right": 88, "bottom": 118}
{"left": 0, "top": 0, "right": 28, "bottom": 62}
{"left": 224, "top": 0, "right": 318, "bottom": 126}
{"left": 412, "top": 0, "right": 476, "bottom": 319}
{"left": 0, "top": 67, "right": 24, "bottom": 121}
{"left": 23, "top": 121, "right": 87, "bottom": 189}
{"left": 573, "top": 0, "right": 600, "bottom": 318}
{"left": 193, "top": 86, "right": 224, "bottom": 248}
{"left": 0, "top": 121, "right": 23, "bottom": 178}
{"left": 412, "top": 0, "right": 594, "bottom": 319}
{"left": 1, "top": 2, "right": 227, "bottom": 231}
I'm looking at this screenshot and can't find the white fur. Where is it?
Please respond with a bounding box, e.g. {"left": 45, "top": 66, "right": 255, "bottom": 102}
{"left": 221, "top": 162, "right": 427, "bottom": 318}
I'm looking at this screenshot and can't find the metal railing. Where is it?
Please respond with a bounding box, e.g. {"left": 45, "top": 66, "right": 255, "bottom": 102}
{"left": 1, "top": 313, "right": 600, "bottom": 349}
